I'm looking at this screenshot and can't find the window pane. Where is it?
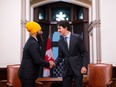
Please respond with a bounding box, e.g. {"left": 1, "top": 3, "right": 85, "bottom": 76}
{"left": 38, "top": 8, "right": 46, "bottom": 20}
{"left": 52, "top": 47, "right": 58, "bottom": 60}
{"left": 77, "top": 8, "right": 83, "bottom": 20}
{"left": 51, "top": 7, "right": 71, "bottom": 21}
{"left": 52, "top": 32, "right": 60, "bottom": 42}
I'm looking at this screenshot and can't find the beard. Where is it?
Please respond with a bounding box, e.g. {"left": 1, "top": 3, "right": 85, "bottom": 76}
{"left": 36, "top": 32, "right": 44, "bottom": 45}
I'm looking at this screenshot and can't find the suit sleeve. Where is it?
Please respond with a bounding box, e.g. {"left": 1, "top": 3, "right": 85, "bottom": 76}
{"left": 29, "top": 42, "right": 50, "bottom": 68}
{"left": 77, "top": 35, "right": 88, "bottom": 68}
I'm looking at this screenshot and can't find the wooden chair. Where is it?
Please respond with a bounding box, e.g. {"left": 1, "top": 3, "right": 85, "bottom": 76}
{"left": 6, "top": 64, "right": 43, "bottom": 87}
{"left": 7, "top": 64, "right": 21, "bottom": 87}
{"left": 86, "top": 63, "right": 113, "bottom": 87}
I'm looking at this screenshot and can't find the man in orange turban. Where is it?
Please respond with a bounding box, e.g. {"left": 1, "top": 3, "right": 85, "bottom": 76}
{"left": 18, "top": 21, "right": 54, "bottom": 87}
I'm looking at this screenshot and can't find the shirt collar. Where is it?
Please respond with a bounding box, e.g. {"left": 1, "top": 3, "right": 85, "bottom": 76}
{"left": 32, "top": 36, "right": 38, "bottom": 41}
{"left": 65, "top": 32, "right": 71, "bottom": 38}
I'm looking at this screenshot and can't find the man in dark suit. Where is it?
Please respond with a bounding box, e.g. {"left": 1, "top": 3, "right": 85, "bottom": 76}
{"left": 18, "top": 21, "right": 54, "bottom": 87}
{"left": 55, "top": 21, "right": 88, "bottom": 87}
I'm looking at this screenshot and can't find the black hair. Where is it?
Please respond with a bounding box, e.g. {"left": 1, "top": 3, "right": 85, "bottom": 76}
{"left": 57, "top": 21, "right": 71, "bottom": 31}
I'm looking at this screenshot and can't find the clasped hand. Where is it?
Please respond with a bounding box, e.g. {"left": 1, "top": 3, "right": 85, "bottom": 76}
{"left": 49, "top": 61, "right": 55, "bottom": 68}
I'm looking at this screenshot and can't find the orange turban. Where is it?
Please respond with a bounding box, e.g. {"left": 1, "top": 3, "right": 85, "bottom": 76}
{"left": 25, "top": 21, "right": 41, "bottom": 35}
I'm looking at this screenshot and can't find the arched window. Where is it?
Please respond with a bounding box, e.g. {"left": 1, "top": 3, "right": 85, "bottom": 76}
{"left": 51, "top": 8, "right": 71, "bottom": 21}
{"left": 54, "top": 10, "right": 69, "bottom": 21}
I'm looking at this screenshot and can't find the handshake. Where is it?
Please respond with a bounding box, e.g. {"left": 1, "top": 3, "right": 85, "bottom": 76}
{"left": 49, "top": 61, "right": 55, "bottom": 68}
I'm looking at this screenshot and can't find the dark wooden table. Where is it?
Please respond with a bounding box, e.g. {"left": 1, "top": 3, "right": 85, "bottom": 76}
{"left": 36, "top": 75, "right": 87, "bottom": 87}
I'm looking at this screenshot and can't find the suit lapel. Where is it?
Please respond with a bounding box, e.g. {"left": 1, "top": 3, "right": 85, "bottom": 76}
{"left": 69, "top": 34, "right": 72, "bottom": 53}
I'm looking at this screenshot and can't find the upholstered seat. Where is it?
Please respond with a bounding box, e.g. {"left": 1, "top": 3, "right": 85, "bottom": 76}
{"left": 86, "top": 63, "right": 113, "bottom": 87}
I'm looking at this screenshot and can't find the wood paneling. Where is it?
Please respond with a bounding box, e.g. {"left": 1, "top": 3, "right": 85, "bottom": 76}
{"left": 0, "top": 68, "right": 7, "bottom": 87}
{"left": 0, "top": 68, "right": 7, "bottom": 80}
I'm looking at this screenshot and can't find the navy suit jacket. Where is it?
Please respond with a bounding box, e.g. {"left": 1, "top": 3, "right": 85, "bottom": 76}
{"left": 18, "top": 36, "right": 49, "bottom": 80}
{"left": 55, "top": 33, "right": 88, "bottom": 77}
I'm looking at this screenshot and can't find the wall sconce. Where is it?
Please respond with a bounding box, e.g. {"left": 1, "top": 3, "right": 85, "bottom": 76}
{"left": 21, "top": 19, "right": 28, "bottom": 27}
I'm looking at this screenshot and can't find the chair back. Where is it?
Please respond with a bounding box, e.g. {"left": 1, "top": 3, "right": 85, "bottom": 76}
{"left": 87, "top": 63, "right": 112, "bottom": 87}
{"left": 7, "top": 64, "right": 21, "bottom": 87}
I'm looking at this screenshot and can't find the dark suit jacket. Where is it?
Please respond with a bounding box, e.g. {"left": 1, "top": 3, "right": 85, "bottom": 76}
{"left": 18, "top": 36, "right": 49, "bottom": 80}
{"left": 55, "top": 34, "right": 88, "bottom": 77}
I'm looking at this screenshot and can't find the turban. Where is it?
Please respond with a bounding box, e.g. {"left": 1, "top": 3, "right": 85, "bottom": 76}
{"left": 25, "top": 21, "right": 41, "bottom": 35}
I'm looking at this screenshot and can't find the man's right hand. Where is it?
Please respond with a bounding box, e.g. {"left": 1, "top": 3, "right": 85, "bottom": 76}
{"left": 49, "top": 61, "right": 55, "bottom": 68}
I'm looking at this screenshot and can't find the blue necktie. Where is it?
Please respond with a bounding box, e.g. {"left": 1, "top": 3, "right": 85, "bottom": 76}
{"left": 64, "top": 37, "right": 68, "bottom": 48}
